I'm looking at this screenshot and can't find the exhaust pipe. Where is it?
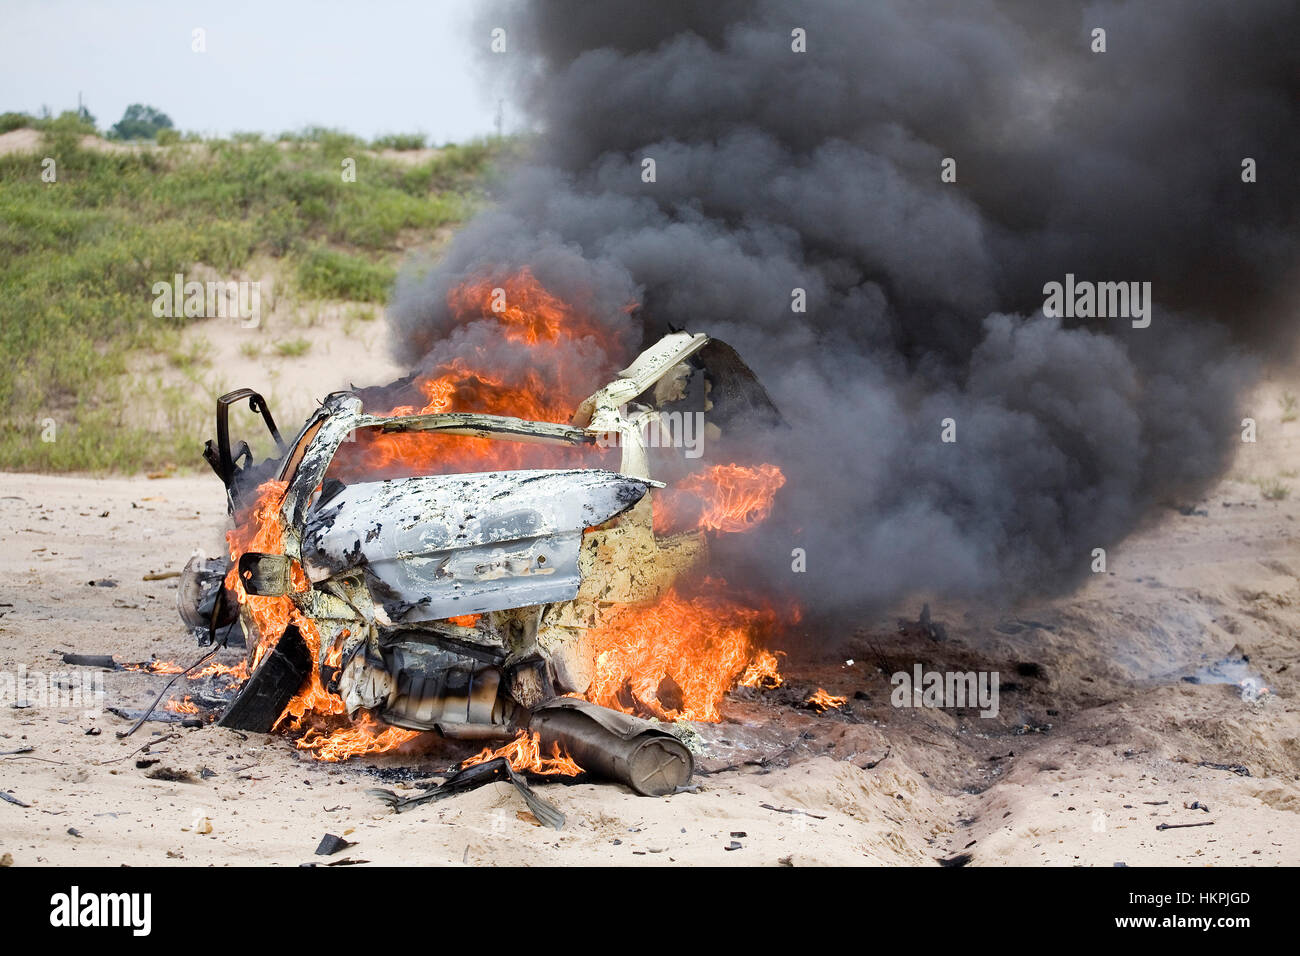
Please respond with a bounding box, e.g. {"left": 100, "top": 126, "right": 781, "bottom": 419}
{"left": 528, "top": 698, "right": 693, "bottom": 796}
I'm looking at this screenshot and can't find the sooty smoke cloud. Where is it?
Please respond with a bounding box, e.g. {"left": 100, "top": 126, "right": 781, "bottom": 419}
{"left": 389, "top": 0, "right": 1300, "bottom": 610}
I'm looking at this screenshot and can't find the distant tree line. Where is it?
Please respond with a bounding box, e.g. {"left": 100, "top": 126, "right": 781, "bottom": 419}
{"left": 0, "top": 102, "right": 440, "bottom": 151}
{"left": 108, "top": 104, "right": 173, "bottom": 140}
{"left": 0, "top": 102, "right": 174, "bottom": 141}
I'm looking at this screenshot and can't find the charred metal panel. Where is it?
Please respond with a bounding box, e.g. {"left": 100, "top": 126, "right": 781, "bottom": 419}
{"left": 359, "top": 411, "right": 594, "bottom": 446}
{"left": 178, "top": 554, "right": 242, "bottom": 647}
{"left": 237, "top": 552, "right": 293, "bottom": 596}
{"left": 281, "top": 394, "right": 365, "bottom": 533}
{"left": 380, "top": 640, "right": 506, "bottom": 729}
{"left": 218, "top": 625, "right": 311, "bottom": 732}
{"left": 299, "top": 469, "right": 649, "bottom": 621}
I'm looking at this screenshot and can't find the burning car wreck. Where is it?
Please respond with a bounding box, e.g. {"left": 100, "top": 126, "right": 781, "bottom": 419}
{"left": 179, "top": 329, "right": 788, "bottom": 801}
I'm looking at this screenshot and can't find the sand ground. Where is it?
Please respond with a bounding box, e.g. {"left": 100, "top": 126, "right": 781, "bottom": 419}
{"left": 1, "top": 385, "right": 1298, "bottom": 867}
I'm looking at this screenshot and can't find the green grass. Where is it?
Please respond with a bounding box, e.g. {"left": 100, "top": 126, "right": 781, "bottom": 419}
{"left": 166, "top": 340, "right": 212, "bottom": 370}
{"left": 1, "top": 110, "right": 98, "bottom": 137}
{"left": 0, "top": 128, "right": 507, "bottom": 472}
{"left": 1260, "top": 479, "right": 1290, "bottom": 501}
{"left": 273, "top": 337, "right": 312, "bottom": 358}
{"left": 372, "top": 132, "right": 427, "bottom": 151}
{"left": 295, "top": 245, "right": 395, "bottom": 302}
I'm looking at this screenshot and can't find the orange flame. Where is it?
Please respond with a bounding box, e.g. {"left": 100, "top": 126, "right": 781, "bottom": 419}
{"left": 223, "top": 480, "right": 307, "bottom": 667}
{"left": 125, "top": 659, "right": 184, "bottom": 674}
{"left": 806, "top": 688, "right": 847, "bottom": 711}
{"left": 655, "top": 462, "right": 786, "bottom": 534}
{"left": 294, "top": 711, "right": 421, "bottom": 763}
{"left": 164, "top": 695, "right": 199, "bottom": 715}
{"left": 463, "top": 730, "right": 583, "bottom": 776}
{"left": 127, "top": 658, "right": 249, "bottom": 680}
{"left": 328, "top": 268, "right": 626, "bottom": 483}
{"left": 189, "top": 659, "right": 250, "bottom": 681}
{"left": 223, "top": 480, "right": 407, "bottom": 759}
{"left": 585, "top": 583, "right": 784, "bottom": 722}
{"left": 737, "top": 649, "right": 784, "bottom": 688}
{"left": 447, "top": 269, "right": 610, "bottom": 347}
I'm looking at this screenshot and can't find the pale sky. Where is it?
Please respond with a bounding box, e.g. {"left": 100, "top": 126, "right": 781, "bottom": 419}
{"left": 0, "top": 0, "right": 506, "bottom": 143}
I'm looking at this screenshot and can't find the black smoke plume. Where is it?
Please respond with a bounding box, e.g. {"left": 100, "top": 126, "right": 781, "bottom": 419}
{"left": 389, "top": 0, "right": 1300, "bottom": 610}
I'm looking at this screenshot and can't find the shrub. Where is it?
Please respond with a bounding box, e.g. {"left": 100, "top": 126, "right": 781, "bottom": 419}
{"left": 0, "top": 111, "right": 35, "bottom": 133}
{"left": 295, "top": 245, "right": 395, "bottom": 302}
{"left": 372, "top": 132, "right": 427, "bottom": 151}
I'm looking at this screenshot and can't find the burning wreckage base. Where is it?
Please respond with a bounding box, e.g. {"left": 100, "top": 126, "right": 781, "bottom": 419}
{"left": 174, "top": 331, "right": 785, "bottom": 813}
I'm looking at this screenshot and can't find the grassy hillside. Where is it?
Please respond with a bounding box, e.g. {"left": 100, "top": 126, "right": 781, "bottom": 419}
{"left": 0, "top": 124, "right": 507, "bottom": 472}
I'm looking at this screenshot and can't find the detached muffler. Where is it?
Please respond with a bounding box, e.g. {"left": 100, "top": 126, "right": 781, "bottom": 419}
{"left": 529, "top": 698, "right": 693, "bottom": 796}
{"left": 370, "top": 698, "right": 694, "bottom": 826}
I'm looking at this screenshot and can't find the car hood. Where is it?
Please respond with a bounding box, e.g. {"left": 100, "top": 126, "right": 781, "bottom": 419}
{"left": 299, "top": 468, "right": 649, "bottom": 623}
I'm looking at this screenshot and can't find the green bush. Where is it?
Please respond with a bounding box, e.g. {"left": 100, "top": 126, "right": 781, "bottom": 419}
{"left": 297, "top": 126, "right": 365, "bottom": 156}
{"left": 295, "top": 245, "right": 395, "bottom": 302}
{"left": 0, "top": 111, "right": 36, "bottom": 133}
{"left": 372, "top": 132, "right": 427, "bottom": 151}
{"left": 0, "top": 108, "right": 103, "bottom": 137}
